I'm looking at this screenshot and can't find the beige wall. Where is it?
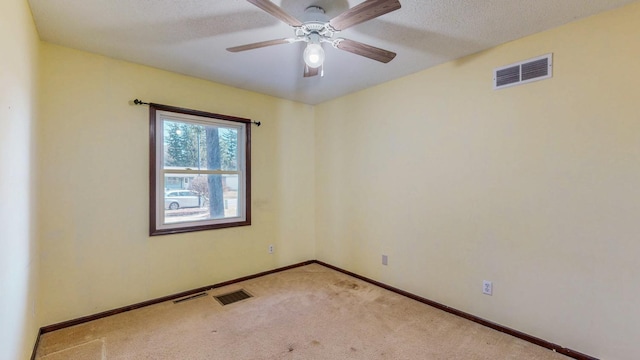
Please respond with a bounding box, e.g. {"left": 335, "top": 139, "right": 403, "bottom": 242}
{"left": 37, "top": 44, "right": 316, "bottom": 326}
{"left": 315, "top": 3, "right": 640, "bottom": 360}
{"left": 0, "top": 0, "right": 40, "bottom": 358}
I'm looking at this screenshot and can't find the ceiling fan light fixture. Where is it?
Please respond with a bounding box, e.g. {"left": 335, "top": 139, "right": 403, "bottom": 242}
{"left": 303, "top": 43, "right": 325, "bottom": 68}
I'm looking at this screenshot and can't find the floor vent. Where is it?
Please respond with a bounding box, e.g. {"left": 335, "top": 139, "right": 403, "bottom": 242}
{"left": 214, "top": 289, "right": 252, "bottom": 306}
{"left": 494, "top": 53, "right": 552, "bottom": 89}
{"left": 173, "top": 292, "right": 208, "bottom": 304}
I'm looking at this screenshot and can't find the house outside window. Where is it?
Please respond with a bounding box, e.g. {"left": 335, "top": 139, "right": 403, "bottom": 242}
{"left": 149, "top": 104, "right": 251, "bottom": 235}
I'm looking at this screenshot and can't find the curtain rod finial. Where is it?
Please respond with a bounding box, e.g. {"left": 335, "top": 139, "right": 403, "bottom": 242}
{"left": 132, "top": 99, "right": 149, "bottom": 105}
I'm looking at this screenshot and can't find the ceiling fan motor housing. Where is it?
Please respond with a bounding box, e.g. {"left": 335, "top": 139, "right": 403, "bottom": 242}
{"left": 304, "top": 6, "right": 327, "bottom": 22}
{"left": 296, "top": 6, "right": 335, "bottom": 42}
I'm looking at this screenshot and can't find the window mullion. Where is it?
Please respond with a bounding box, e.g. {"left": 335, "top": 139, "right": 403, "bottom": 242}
{"left": 162, "top": 169, "right": 240, "bottom": 175}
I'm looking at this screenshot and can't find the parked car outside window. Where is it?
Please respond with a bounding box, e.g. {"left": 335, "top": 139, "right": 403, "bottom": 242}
{"left": 164, "top": 190, "right": 202, "bottom": 210}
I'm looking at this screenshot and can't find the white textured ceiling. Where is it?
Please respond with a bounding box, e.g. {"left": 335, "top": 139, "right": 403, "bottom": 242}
{"left": 28, "top": 0, "right": 637, "bottom": 104}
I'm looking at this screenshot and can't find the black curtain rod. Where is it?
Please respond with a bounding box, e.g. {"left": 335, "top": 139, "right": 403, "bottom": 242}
{"left": 132, "top": 99, "right": 261, "bottom": 127}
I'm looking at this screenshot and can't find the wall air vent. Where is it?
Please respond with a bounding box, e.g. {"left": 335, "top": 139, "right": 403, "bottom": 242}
{"left": 494, "top": 53, "right": 553, "bottom": 90}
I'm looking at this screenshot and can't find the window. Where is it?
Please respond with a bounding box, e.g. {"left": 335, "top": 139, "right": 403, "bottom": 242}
{"left": 149, "top": 104, "right": 251, "bottom": 235}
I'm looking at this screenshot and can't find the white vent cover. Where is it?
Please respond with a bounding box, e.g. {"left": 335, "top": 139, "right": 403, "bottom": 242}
{"left": 494, "top": 54, "right": 553, "bottom": 89}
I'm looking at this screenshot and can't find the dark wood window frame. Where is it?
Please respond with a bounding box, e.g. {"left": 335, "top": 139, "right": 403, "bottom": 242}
{"left": 149, "top": 103, "right": 251, "bottom": 236}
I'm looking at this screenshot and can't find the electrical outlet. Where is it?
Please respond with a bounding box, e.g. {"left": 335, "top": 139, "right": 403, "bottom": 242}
{"left": 268, "top": 244, "right": 274, "bottom": 254}
{"left": 483, "top": 280, "right": 493, "bottom": 295}
{"left": 382, "top": 255, "right": 388, "bottom": 266}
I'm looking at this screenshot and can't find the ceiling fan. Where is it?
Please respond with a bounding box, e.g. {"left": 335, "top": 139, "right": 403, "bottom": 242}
{"left": 227, "top": 0, "right": 401, "bottom": 77}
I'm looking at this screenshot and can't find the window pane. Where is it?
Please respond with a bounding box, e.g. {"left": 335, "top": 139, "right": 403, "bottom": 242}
{"left": 163, "top": 121, "right": 238, "bottom": 171}
{"left": 162, "top": 174, "right": 241, "bottom": 225}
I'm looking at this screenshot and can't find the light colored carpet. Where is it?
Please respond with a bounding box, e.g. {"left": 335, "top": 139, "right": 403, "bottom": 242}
{"left": 38, "top": 338, "right": 104, "bottom": 360}
{"left": 36, "top": 264, "right": 570, "bottom": 359}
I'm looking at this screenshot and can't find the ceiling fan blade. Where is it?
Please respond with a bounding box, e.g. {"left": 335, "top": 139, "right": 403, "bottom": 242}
{"left": 226, "top": 38, "right": 291, "bottom": 52}
{"left": 329, "top": 0, "right": 401, "bottom": 31}
{"left": 247, "top": 0, "right": 303, "bottom": 27}
{"left": 304, "top": 64, "right": 320, "bottom": 78}
{"left": 335, "top": 39, "right": 396, "bottom": 63}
